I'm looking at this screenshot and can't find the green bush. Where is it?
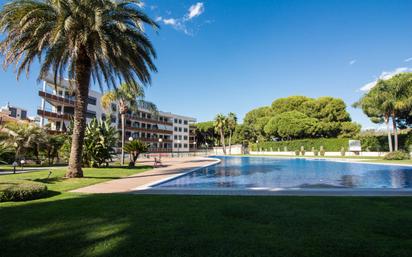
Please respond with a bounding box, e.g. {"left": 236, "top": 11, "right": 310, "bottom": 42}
{"left": 383, "top": 151, "right": 410, "bottom": 160}
{"left": 0, "top": 180, "right": 48, "bottom": 202}
{"left": 252, "top": 138, "right": 349, "bottom": 152}
{"left": 314, "top": 149, "right": 319, "bottom": 156}
{"left": 294, "top": 150, "right": 300, "bottom": 156}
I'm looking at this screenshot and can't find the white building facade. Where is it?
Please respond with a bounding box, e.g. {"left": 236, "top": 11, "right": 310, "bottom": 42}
{"left": 38, "top": 75, "right": 197, "bottom": 153}
{"left": 1, "top": 103, "right": 28, "bottom": 120}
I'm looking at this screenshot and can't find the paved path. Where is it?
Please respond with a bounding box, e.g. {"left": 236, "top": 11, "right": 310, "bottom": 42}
{"left": 72, "top": 157, "right": 219, "bottom": 194}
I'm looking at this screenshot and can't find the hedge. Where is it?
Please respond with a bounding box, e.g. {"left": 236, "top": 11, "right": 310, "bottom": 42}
{"left": 0, "top": 180, "right": 48, "bottom": 202}
{"left": 251, "top": 138, "right": 350, "bottom": 152}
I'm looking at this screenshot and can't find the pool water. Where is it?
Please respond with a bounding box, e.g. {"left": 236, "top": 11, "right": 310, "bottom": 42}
{"left": 156, "top": 156, "right": 412, "bottom": 189}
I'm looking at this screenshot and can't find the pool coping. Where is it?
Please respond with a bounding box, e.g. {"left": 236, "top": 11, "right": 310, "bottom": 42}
{"left": 131, "top": 155, "right": 412, "bottom": 196}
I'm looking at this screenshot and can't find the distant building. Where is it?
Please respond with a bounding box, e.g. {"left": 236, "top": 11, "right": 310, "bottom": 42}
{"left": 0, "top": 103, "right": 28, "bottom": 120}
{"left": 37, "top": 75, "right": 197, "bottom": 152}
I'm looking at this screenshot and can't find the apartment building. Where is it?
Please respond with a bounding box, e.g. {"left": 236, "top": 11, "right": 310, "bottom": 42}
{"left": 1, "top": 103, "right": 28, "bottom": 120}
{"left": 38, "top": 75, "right": 197, "bottom": 152}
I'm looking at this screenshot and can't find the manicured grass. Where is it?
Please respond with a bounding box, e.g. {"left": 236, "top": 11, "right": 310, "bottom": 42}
{"left": 0, "top": 165, "right": 151, "bottom": 195}
{"left": 1, "top": 194, "right": 412, "bottom": 257}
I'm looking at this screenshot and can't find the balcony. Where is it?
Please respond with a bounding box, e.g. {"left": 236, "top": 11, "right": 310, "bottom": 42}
{"left": 37, "top": 109, "right": 71, "bottom": 120}
{"left": 122, "top": 125, "right": 173, "bottom": 135}
{"left": 39, "top": 91, "right": 75, "bottom": 106}
{"left": 125, "top": 114, "right": 173, "bottom": 126}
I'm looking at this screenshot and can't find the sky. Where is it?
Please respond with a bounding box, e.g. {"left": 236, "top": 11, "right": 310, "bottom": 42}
{"left": 1, "top": 0, "right": 412, "bottom": 129}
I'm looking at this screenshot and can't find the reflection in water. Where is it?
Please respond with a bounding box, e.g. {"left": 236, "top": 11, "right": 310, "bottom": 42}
{"left": 157, "top": 157, "right": 412, "bottom": 189}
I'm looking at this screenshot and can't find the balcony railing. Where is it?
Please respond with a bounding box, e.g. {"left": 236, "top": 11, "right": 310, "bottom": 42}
{"left": 39, "top": 91, "right": 75, "bottom": 106}
{"left": 37, "top": 109, "right": 71, "bottom": 120}
{"left": 125, "top": 114, "right": 173, "bottom": 126}
{"left": 122, "top": 125, "right": 173, "bottom": 135}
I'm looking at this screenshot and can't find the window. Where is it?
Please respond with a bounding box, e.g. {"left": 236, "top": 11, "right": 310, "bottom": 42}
{"left": 86, "top": 110, "right": 96, "bottom": 118}
{"left": 21, "top": 110, "right": 27, "bottom": 119}
{"left": 184, "top": 120, "right": 188, "bottom": 125}
{"left": 174, "top": 135, "right": 177, "bottom": 140}
{"left": 178, "top": 135, "right": 182, "bottom": 140}
{"left": 9, "top": 108, "right": 16, "bottom": 117}
{"left": 183, "top": 136, "right": 188, "bottom": 140}
{"left": 174, "top": 143, "right": 177, "bottom": 148}
{"left": 178, "top": 127, "right": 182, "bottom": 132}
{"left": 184, "top": 144, "right": 188, "bottom": 148}
{"left": 174, "top": 118, "right": 178, "bottom": 123}
{"left": 174, "top": 127, "right": 177, "bottom": 131}
{"left": 184, "top": 128, "right": 188, "bottom": 132}
{"left": 87, "top": 96, "right": 97, "bottom": 105}
{"left": 178, "top": 119, "right": 182, "bottom": 124}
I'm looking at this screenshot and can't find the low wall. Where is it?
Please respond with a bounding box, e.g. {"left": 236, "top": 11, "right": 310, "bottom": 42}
{"left": 249, "top": 151, "right": 387, "bottom": 157}
{"left": 212, "top": 145, "right": 244, "bottom": 155}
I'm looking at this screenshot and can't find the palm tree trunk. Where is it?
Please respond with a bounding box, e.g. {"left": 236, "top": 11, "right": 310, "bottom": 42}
{"left": 66, "top": 47, "right": 91, "bottom": 178}
{"left": 228, "top": 130, "right": 232, "bottom": 155}
{"left": 392, "top": 114, "right": 398, "bottom": 151}
{"left": 385, "top": 115, "right": 393, "bottom": 152}
{"left": 220, "top": 129, "right": 226, "bottom": 155}
{"left": 121, "top": 113, "right": 125, "bottom": 166}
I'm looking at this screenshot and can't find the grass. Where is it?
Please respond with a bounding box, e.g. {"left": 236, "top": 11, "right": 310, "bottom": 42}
{"left": 1, "top": 194, "right": 412, "bottom": 257}
{"left": 2, "top": 162, "right": 412, "bottom": 256}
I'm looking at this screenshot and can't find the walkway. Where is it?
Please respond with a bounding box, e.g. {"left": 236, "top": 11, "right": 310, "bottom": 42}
{"left": 72, "top": 157, "right": 219, "bottom": 194}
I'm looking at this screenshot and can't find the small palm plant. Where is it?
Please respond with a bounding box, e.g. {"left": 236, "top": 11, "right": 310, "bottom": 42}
{"left": 124, "top": 140, "right": 148, "bottom": 167}
{"left": 0, "top": 0, "right": 158, "bottom": 177}
{"left": 214, "top": 114, "right": 227, "bottom": 155}
{"left": 226, "top": 112, "right": 237, "bottom": 155}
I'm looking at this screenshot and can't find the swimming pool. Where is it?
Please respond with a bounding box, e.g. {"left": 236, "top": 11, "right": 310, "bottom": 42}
{"left": 155, "top": 156, "right": 412, "bottom": 189}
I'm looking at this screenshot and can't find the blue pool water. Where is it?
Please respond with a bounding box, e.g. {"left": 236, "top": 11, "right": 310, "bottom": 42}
{"left": 156, "top": 156, "right": 412, "bottom": 189}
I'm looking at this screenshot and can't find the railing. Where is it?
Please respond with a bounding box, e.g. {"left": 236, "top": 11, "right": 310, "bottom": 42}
{"left": 125, "top": 114, "right": 173, "bottom": 126}
{"left": 39, "top": 91, "right": 75, "bottom": 106}
{"left": 122, "top": 125, "right": 173, "bottom": 134}
{"left": 37, "top": 109, "right": 71, "bottom": 120}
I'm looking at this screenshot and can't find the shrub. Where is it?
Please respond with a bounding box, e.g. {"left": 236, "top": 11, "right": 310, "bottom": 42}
{"left": 340, "top": 147, "right": 346, "bottom": 157}
{"left": 0, "top": 180, "right": 48, "bottom": 202}
{"left": 294, "top": 150, "right": 300, "bottom": 156}
{"left": 314, "top": 149, "right": 319, "bottom": 156}
{"left": 253, "top": 138, "right": 349, "bottom": 152}
{"left": 320, "top": 146, "right": 325, "bottom": 156}
{"left": 383, "top": 151, "right": 410, "bottom": 160}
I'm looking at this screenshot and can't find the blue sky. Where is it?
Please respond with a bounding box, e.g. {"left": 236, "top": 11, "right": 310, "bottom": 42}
{"left": 1, "top": 0, "right": 412, "bottom": 128}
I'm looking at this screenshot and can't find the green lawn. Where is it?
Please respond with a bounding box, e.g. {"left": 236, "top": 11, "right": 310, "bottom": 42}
{"left": 2, "top": 164, "right": 412, "bottom": 257}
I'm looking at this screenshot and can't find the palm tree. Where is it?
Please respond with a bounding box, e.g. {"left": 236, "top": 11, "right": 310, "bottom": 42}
{"left": 4, "top": 123, "right": 46, "bottom": 160}
{"left": 226, "top": 112, "right": 237, "bottom": 155}
{"left": 0, "top": 0, "right": 158, "bottom": 177}
{"left": 124, "top": 140, "right": 148, "bottom": 167}
{"left": 214, "top": 114, "right": 227, "bottom": 155}
{"left": 101, "top": 83, "right": 156, "bottom": 166}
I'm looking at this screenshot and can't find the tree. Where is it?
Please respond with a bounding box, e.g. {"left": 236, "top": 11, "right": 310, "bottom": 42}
{"left": 226, "top": 112, "right": 237, "bottom": 154}
{"left": 195, "top": 121, "right": 218, "bottom": 146}
{"left": 214, "top": 114, "right": 227, "bottom": 154}
{"left": 124, "top": 140, "right": 148, "bottom": 167}
{"left": 41, "top": 134, "right": 65, "bottom": 166}
{"left": 354, "top": 80, "right": 394, "bottom": 151}
{"left": 264, "top": 111, "right": 318, "bottom": 139}
{"left": 0, "top": 0, "right": 158, "bottom": 177}
{"left": 83, "top": 119, "right": 117, "bottom": 167}
{"left": 101, "top": 83, "right": 156, "bottom": 166}
{"left": 4, "top": 123, "right": 45, "bottom": 161}
{"left": 0, "top": 142, "right": 13, "bottom": 164}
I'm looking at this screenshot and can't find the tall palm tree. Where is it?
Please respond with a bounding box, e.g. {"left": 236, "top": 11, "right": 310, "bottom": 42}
{"left": 226, "top": 112, "right": 237, "bottom": 155}
{"left": 101, "top": 83, "right": 156, "bottom": 165}
{"left": 0, "top": 0, "right": 158, "bottom": 177}
{"left": 214, "top": 114, "right": 227, "bottom": 155}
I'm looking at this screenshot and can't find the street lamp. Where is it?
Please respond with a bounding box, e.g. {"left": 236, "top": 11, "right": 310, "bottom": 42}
{"left": 205, "top": 142, "right": 208, "bottom": 156}
{"left": 158, "top": 138, "right": 163, "bottom": 159}
{"left": 129, "top": 136, "right": 134, "bottom": 141}
{"left": 176, "top": 140, "right": 181, "bottom": 157}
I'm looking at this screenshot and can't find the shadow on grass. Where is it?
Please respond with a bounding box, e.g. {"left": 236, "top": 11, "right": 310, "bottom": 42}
{"left": 1, "top": 195, "right": 412, "bottom": 257}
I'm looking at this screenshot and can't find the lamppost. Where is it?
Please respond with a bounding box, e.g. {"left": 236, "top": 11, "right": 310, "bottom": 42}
{"left": 205, "top": 142, "right": 208, "bottom": 156}
{"left": 176, "top": 139, "right": 181, "bottom": 157}
{"left": 158, "top": 138, "right": 163, "bottom": 159}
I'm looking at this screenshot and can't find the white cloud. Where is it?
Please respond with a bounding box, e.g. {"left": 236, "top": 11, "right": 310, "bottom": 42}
{"left": 349, "top": 59, "right": 357, "bottom": 65}
{"left": 163, "top": 18, "right": 177, "bottom": 25}
{"left": 185, "top": 2, "right": 204, "bottom": 20}
{"left": 404, "top": 57, "right": 412, "bottom": 62}
{"left": 360, "top": 67, "right": 412, "bottom": 91}
{"left": 158, "top": 2, "right": 206, "bottom": 36}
